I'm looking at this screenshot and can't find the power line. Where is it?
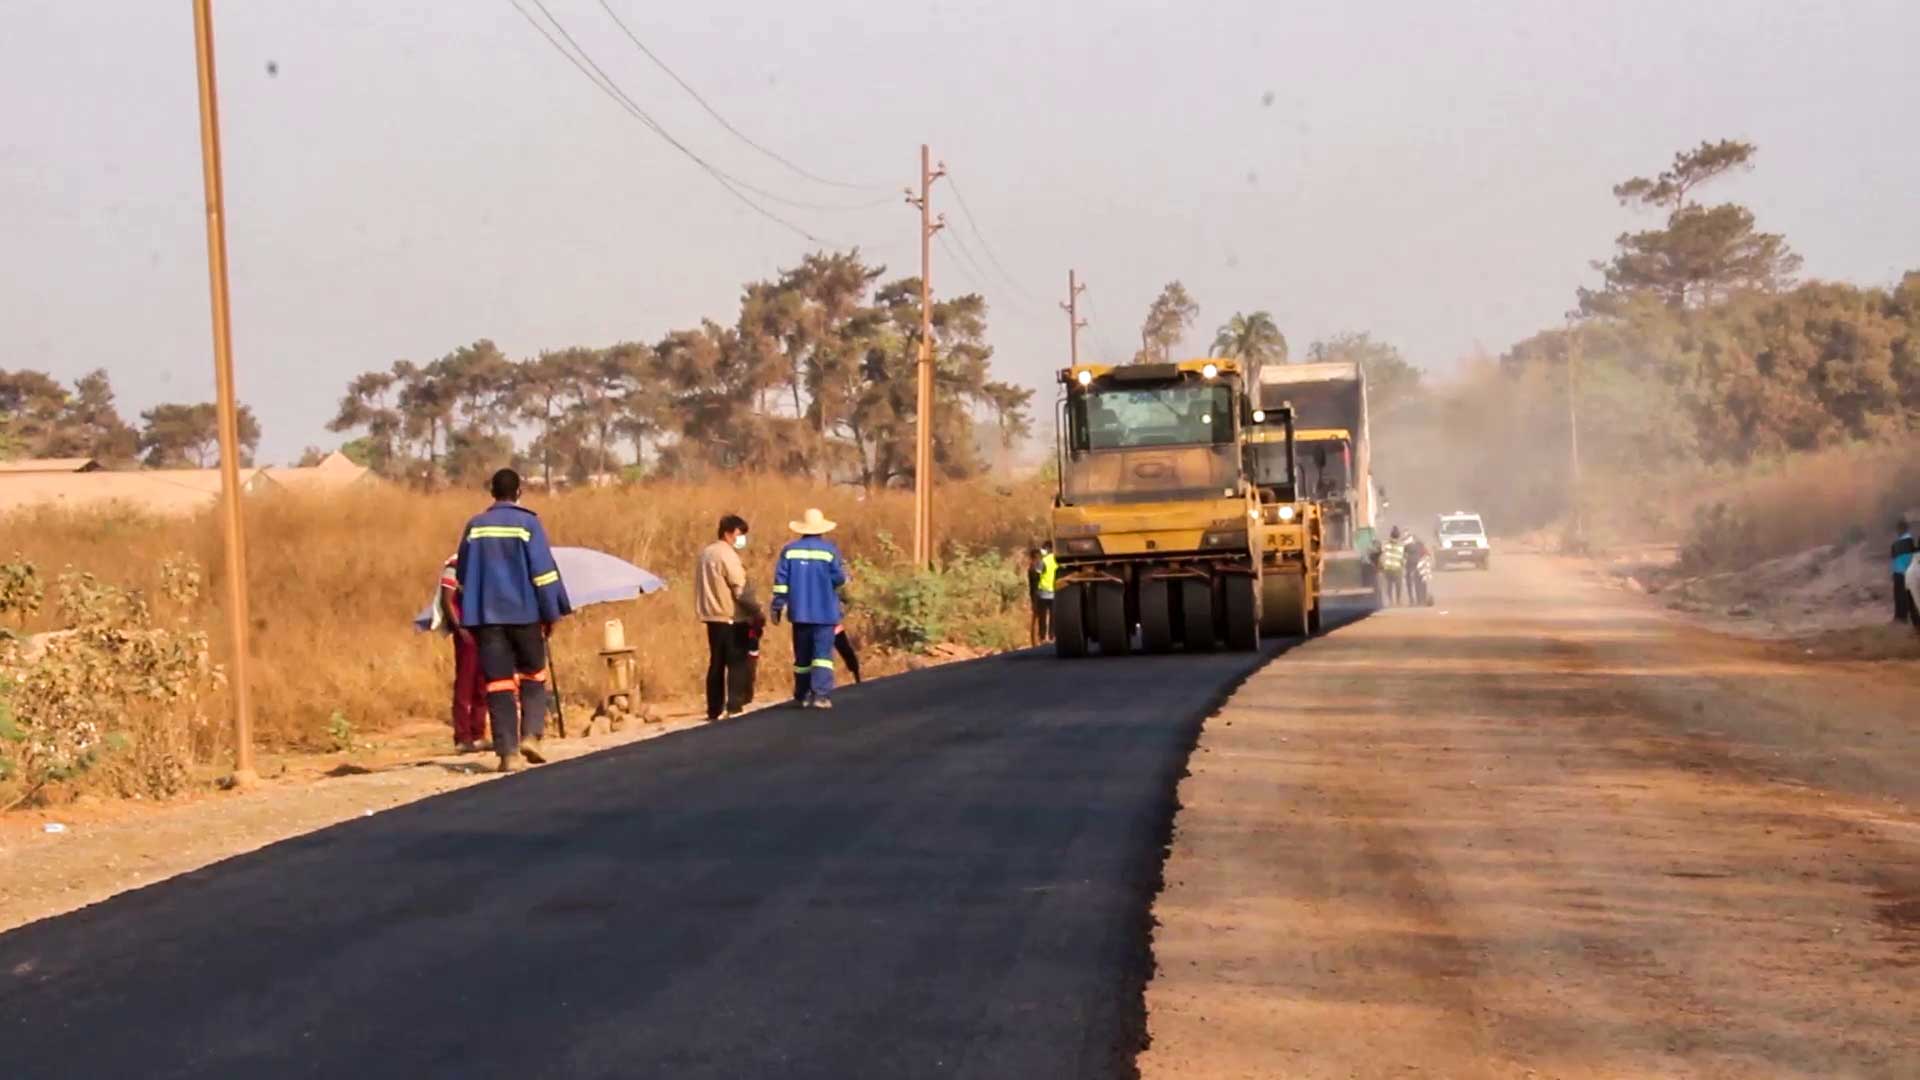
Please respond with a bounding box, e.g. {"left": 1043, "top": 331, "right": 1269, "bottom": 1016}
{"left": 1082, "top": 288, "right": 1125, "bottom": 363}
{"left": 522, "top": 0, "right": 879, "bottom": 216}
{"left": 942, "top": 228, "right": 1045, "bottom": 322}
{"left": 945, "top": 173, "right": 1041, "bottom": 303}
{"left": 595, "top": 0, "right": 887, "bottom": 193}
{"left": 936, "top": 231, "right": 991, "bottom": 295}
{"left": 510, "top": 0, "right": 847, "bottom": 245}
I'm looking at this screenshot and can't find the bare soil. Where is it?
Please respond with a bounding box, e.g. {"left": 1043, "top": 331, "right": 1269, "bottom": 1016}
{"left": 1141, "top": 553, "right": 1920, "bottom": 1078}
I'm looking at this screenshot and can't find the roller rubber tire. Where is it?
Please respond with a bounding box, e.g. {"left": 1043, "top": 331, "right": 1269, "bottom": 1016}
{"left": 1093, "top": 582, "right": 1131, "bottom": 657}
{"left": 1261, "top": 573, "right": 1310, "bottom": 637}
{"left": 1053, "top": 583, "right": 1089, "bottom": 658}
{"left": 1224, "top": 575, "right": 1261, "bottom": 651}
{"left": 1180, "top": 579, "right": 1216, "bottom": 652}
{"left": 1138, "top": 579, "right": 1175, "bottom": 654}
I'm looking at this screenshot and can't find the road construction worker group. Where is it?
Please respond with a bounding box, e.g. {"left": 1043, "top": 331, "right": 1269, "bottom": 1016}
{"left": 439, "top": 468, "right": 863, "bottom": 774}
{"left": 1370, "top": 526, "right": 1435, "bottom": 608}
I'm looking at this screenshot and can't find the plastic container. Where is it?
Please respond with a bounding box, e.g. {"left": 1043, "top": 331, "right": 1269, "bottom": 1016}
{"left": 602, "top": 618, "right": 626, "bottom": 652}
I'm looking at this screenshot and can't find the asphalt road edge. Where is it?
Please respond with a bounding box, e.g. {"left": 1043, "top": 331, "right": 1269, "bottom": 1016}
{"left": 1119, "top": 605, "right": 1371, "bottom": 1077}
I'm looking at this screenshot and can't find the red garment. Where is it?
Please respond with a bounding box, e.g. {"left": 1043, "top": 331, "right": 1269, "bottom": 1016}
{"left": 443, "top": 557, "right": 489, "bottom": 746}
{"left": 451, "top": 629, "right": 489, "bottom": 745}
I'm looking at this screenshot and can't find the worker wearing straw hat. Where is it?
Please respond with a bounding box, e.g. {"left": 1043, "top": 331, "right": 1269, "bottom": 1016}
{"left": 770, "top": 507, "right": 849, "bottom": 710}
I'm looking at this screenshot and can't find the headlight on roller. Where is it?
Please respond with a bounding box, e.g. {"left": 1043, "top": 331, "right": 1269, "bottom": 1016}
{"left": 1201, "top": 529, "right": 1249, "bottom": 550}
{"left": 1276, "top": 505, "right": 1297, "bottom": 523}
{"left": 1057, "top": 536, "right": 1102, "bottom": 556}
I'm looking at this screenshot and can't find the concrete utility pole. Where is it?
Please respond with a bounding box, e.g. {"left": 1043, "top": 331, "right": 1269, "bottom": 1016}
{"left": 1060, "top": 270, "right": 1088, "bottom": 366}
{"left": 191, "top": 0, "right": 258, "bottom": 787}
{"left": 904, "top": 145, "right": 946, "bottom": 568}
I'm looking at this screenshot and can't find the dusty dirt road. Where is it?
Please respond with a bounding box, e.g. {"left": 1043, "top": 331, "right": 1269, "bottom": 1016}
{"left": 1143, "top": 553, "right": 1920, "bottom": 1079}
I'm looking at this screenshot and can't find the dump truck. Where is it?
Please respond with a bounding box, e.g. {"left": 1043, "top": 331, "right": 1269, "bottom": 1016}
{"left": 1250, "top": 360, "right": 1374, "bottom": 595}
{"left": 1048, "top": 357, "right": 1320, "bottom": 657}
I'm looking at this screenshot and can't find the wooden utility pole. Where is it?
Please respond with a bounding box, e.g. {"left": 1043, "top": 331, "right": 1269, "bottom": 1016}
{"left": 1565, "top": 316, "right": 1584, "bottom": 547}
{"left": 1060, "top": 270, "right": 1087, "bottom": 366}
{"left": 191, "top": 0, "right": 258, "bottom": 786}
{"left": 904, "top": 144, "right": 946, "bottom": 568}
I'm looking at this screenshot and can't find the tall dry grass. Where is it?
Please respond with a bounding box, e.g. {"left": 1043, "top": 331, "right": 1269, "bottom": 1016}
{"left": 3, "top": 474, "right": 1050, "bottom": 750}
{"left": 1650, "top": 444, "right": 1920, "bottom": 571}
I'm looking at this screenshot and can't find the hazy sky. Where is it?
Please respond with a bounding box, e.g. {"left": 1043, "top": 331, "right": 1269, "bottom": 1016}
{"left": 4, "top": 0, "right": 1916, "bottom": 462}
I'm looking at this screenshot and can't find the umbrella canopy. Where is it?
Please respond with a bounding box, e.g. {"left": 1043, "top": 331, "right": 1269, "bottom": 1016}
{"left": 414, "top": 546, "right": 666, "bottom": 630}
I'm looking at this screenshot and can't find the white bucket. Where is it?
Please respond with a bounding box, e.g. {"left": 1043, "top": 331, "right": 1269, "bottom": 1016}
{"left": 602, "top": 618, "right": 626, "bottom": 651}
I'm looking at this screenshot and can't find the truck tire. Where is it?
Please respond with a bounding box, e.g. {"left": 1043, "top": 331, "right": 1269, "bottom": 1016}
{"left": 1093, "top": 582, "right": 1131, "bottom": 657}
{"left": 1053, "top": 584, "right": 1089, "bottom": 658}
{"left": 1224, "top": 575, "right": 1260, "bottom": 651}
{"left": 1138, "top": 578, "right": 1175, "bottom": 653}
{"left": 1180, "top": 579, "right": 1216, "bottom": 652}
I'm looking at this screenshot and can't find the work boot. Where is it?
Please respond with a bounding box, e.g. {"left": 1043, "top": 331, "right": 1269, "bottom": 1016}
{"left": 497, "top": 754, "right": 524, "bottom": 774}
{"left": 456, "top": 741, "right": 478, "bottom": 755}
{"left": 807, "top": 698, "right": 834, "bottom": 711}
{"left": 520, "top": 737, "right": 547, "bottom": 765}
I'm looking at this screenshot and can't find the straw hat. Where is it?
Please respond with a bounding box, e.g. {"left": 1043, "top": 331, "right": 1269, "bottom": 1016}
{"left": 789, "top": 507, "right": 837, "bottom": 535}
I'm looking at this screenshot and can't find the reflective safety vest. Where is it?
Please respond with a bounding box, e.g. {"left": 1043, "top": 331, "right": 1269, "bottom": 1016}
{"left": 1378, "top": 541, "right": 1405, "bottom": 574}
{"left": 1037, "top": 552, "right": 1058, "bottom": 592}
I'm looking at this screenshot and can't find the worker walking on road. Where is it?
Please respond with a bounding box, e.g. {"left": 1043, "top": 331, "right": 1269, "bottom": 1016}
{"left": 697, "top": 514, "right": 759, "bottom": 722}
{"left": 1893, "top": 519, "right": 1916, "bottom": 624}
{"left": 1404, "top": 532, "right": 1434, "bottom": 607}
{"left": 771, "top": 507, "right": 849, "bottom": 710}
{"left": 456, "top": 468, "right": 573, "bottom": 773}
{"left": 1377, "top": 526, "right": 1406, "bottom": 607}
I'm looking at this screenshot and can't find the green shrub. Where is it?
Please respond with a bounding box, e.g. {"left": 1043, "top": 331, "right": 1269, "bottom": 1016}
{"left": 849, "top": 540, "right": 1026, "bottom": 654}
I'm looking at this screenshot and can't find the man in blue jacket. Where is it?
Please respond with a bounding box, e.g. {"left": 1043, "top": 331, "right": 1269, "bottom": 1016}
{"left": 456, "top": 468, "right": 573, "bottom": 772}
{"left": 770, "top": 507, "right": 849, "bottom": 710}
{"left": 1894, "top": 518, "right": 1917, "bottom": 624}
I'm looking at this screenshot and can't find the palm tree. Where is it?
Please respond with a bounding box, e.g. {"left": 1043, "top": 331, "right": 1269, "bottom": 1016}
{"left": 1211, "top": 311, "right": 1289, "bottom": 366}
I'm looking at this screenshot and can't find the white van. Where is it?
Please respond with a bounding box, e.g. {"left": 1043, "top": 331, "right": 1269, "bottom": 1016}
{"left": 1435, "top": 512, "right": 1490, "bottom": 570}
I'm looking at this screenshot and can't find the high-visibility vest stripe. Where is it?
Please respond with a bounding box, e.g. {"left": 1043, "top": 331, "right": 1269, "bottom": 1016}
{"left": 810, "top": 659, "right": 835, "bottom": 669}
{"left": 1038, "top": 553, "right": 1058, "bottom": 592}
{"left": 784, "top": 549, "right": 836, "bottom": 562}
{"left": 468, "top": 526, "right": 531, "bottom": 542}
{"left": 770, "top": 584, "right": 790, "bottom": 594}
{"left": 532, "top": 570, "right": 560, "bottom": 587}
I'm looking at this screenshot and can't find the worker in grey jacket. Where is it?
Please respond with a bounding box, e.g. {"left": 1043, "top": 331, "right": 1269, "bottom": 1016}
{"left": 696, "top": 514, "right": 758, "bottom": 721}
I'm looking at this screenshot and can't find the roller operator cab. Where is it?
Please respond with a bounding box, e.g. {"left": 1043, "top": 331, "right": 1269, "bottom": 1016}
{"left": 1050, "top": 358, "right": 1270, "bottom": 657}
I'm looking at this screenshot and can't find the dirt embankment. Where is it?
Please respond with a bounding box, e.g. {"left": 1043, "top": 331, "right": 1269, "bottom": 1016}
{"left": 1590, "top": 538, "right": 1920, "bottom": 661}
{"left": 1142, "top": 553, "right": 1920, "bottom": 1079}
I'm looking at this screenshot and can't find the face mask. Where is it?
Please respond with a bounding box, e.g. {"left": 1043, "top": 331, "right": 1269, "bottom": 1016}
{"left": 733, "top": 534, "right": 749, "bottom": 551}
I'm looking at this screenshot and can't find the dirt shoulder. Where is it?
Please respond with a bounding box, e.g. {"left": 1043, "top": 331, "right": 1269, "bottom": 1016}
{"left": 1140, "top": 553, "right": 1920, "bottom": 1078}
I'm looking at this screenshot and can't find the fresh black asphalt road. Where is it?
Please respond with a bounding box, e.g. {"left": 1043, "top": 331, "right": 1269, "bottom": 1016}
{"left": 1, "top": 639, "right": 1307, "bottom": 1079}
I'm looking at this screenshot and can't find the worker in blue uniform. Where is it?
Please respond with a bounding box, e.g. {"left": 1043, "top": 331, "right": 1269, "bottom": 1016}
{"left": 456, "top": 468, "right": 573, "bottom": 772}
{"left": 770, "top": 507, "right": 849, "bottom": 710}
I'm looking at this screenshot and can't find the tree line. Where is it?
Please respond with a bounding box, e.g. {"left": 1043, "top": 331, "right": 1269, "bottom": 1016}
{"left": 326, "top": 250, "right": 1033, "bottom": 490}
{"left": 1115, "top": 280, "right": 1427, "bottom": 414}
{"left": 0, "top": 369, "right": 261, "bottom": 469}
{"left": 1379, "top": 137, "right": 1920, "bottom": 532}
